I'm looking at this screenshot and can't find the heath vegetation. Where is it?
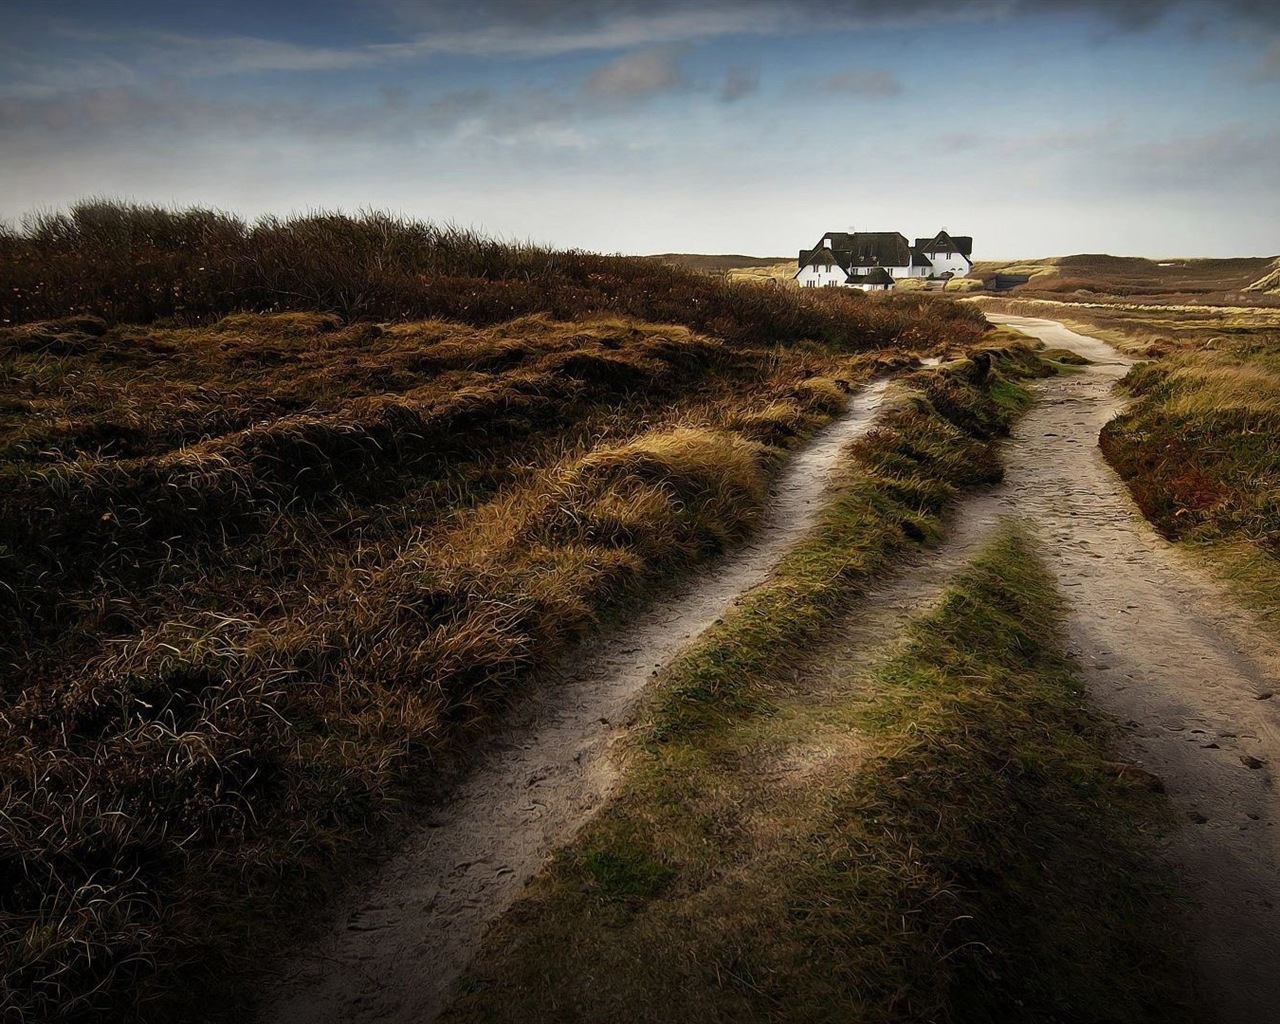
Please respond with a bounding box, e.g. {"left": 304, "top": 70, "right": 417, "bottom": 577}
{"left": 0, "top": 203, "right": 993, "bottom": 1021}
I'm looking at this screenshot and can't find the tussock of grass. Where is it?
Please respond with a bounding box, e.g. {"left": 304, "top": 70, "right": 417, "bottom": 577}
{"left": 445, "top": 525, "right": 1192, "bottom": 1024}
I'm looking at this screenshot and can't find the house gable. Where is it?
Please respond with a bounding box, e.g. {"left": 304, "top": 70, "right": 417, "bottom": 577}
{"left": 914, "top": 231, "right": 974, "bottom": 259}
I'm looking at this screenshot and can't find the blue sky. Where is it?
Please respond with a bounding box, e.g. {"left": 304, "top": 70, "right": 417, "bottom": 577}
{"left": 2, "top": 0, "right": 1277, "bottom": 258}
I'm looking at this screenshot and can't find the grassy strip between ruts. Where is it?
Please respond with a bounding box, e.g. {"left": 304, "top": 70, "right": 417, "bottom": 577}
{"left": 442, "top": 404, "right": 1194, "bottom": 1022}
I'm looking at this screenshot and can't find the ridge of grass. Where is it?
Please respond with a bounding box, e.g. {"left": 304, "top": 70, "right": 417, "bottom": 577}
{"left": 445, "top": 520, "right": 1193, "bottom": 1023}
{"left": 1100, "top": 344, "right": 1280, "bottom": 556}
{"left": 0, "top": 200, "right": 979, "bottom": 354}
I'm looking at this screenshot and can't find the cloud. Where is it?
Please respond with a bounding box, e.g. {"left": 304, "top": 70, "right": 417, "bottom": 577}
{"left": 719, "top": 64, "right": 759, "bottom": 103}
{"left": 810, "top": 68, "right": 902, "bottom": 98}
{"left": 376, "top": 0, "right": 1280, "bottom": 53}
{"left": 0, "top": 84, "right": 499, "bottom": 147}
{"left": 583, "top": 46, "right": 688, "bottom": 99}
{"left": 13, "top": 0, "right": 1280, "bottom": 103}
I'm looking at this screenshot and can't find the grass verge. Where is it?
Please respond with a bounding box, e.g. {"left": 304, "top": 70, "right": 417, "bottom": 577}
{"left": 1100, "top": 340, "right": 1280, "bottom": 556}
{"left": 445, "top": 521, "right": 1192, "bottom": 1023}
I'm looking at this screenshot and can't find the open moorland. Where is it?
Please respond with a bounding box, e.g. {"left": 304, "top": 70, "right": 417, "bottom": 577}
{"left": 2, "top": 202, "right": 1002, "bottom": 1021}
{"left": 970, "top": 253, "right": 1280, "bottom": 305}
{"left": 6, "top": 211, "right": 1280, "bottom": 1024}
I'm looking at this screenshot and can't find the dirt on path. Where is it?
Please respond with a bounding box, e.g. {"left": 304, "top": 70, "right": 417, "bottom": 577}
{"left": 258, "top": 382, "right": 892, "bottom": 1024}
{"left": 978, "top": 316, "right": 1280, "bottom": 1023}
{"left": 797, "top": 315, "right": 1280, "bottom": 1023}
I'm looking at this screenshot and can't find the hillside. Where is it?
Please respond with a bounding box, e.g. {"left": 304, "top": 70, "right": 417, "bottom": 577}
{"left": 650, "top": 253, "right": 791, "bottom": 273}
{"left": 1246, "top": 257, "right": 1280, "bottom": 294}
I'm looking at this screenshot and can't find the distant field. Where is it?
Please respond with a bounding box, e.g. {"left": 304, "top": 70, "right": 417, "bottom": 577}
{"left": 662, "top": 252, "right": 1280, "bottom": 304}
{"left": 972, "top": 254, "right": 1279, "bottom": 304}
{"left": 650, "top": 253, "right": 791, "bottom": 274}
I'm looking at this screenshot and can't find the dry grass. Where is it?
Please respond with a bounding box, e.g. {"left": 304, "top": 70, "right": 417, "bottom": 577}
{"left": 1247, "top": 257, "right": 1280, "bottom": 294}
{"left": 0, "top": 212, "right": 994, "bottom": 1022}
{"left": 0, "top": 202, "right": 956, "bottom": 352}
{"left": 1101, "top": 341, "right": 1280, "bottom": 556}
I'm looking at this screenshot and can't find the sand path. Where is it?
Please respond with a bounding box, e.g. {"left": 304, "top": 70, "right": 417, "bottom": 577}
{"left": 774, "top": 315, "right": 1280, "bottom": 1023}
{"left": 913, "top": 316, "right": 1278, "bottom": 1023}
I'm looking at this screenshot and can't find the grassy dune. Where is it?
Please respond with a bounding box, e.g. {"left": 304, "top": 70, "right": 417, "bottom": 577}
{"left": 0, "top": 203, "right": 992, "bottom": 1021}
{"left": 1101, "top": 339, "right": 1280, "bottom": 559}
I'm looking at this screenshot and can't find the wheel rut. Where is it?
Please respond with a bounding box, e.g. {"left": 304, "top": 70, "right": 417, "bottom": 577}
{"left": 982, "top": 316, "right": 1280, "bottom": 1023}
{"left": 794, "top": 314, "right": 1280, "bottom": 1023}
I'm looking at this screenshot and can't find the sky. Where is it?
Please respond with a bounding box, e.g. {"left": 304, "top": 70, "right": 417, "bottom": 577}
{"left": 1, "top": 0, "right": 1278, "bottom": 259}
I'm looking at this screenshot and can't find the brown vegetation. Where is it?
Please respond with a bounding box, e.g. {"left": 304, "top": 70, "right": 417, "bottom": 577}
{"left": 1100, "top": 338, "right": 1280, "bottom": 556}
{"left": 971, "top": 254, "right": 1279, "bottom": 306}
{"left": 0, "top": 203, "right": 990, "bottom": 1021}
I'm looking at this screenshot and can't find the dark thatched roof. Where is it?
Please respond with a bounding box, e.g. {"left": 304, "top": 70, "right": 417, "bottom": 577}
{"left": 816, "top": 231, "right": 911, "bottom": 269}
{"left": 798, "top": 246, "right": 851, "bottom": 271}
{"left": 847, "top": 267, "right": 894, "bottom": 286}
{"left": 914, "top": 231, "right": 973, "bottom": 258}
{"left": 909, "top": 248, "right": 933, "bottom": 268}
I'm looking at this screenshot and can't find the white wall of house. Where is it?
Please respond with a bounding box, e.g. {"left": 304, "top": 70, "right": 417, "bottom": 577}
{"left": 794, "top": 263, "right": 848, "bottom": 287}
{"left": 923, "top": 251, "right": 971, "bottom": 277}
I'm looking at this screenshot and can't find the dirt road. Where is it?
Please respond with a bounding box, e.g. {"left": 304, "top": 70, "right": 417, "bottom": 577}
{"left": 775, "top": 315, "right": 1280, "bottom": 1023}
{"left": 259, "top": 382, "right": 892, "bottom": 1024}
{"left": 981, "top": 316, "right": 1280, "bottom": 1022}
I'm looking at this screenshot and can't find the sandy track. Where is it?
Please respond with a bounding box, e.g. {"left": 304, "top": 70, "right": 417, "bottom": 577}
{"left": 981, "top": 317, "right": 1280, "bottom": 1022}
{"left": 810, "top": 316, "right": 1280, "bottom": 1022}
{"left": 258, "top": 381, "right": 892, "bottom": 1024}
{"left": 264, "top": 321, "right": 1280, "bottom": 1022}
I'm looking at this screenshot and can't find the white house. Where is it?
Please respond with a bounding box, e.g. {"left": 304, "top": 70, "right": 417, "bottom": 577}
{"left": 913, "top": 230, "right": 973, "bottom": 278}
{"left": 794, "top": 229, "right": 972, "bottom": 290}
